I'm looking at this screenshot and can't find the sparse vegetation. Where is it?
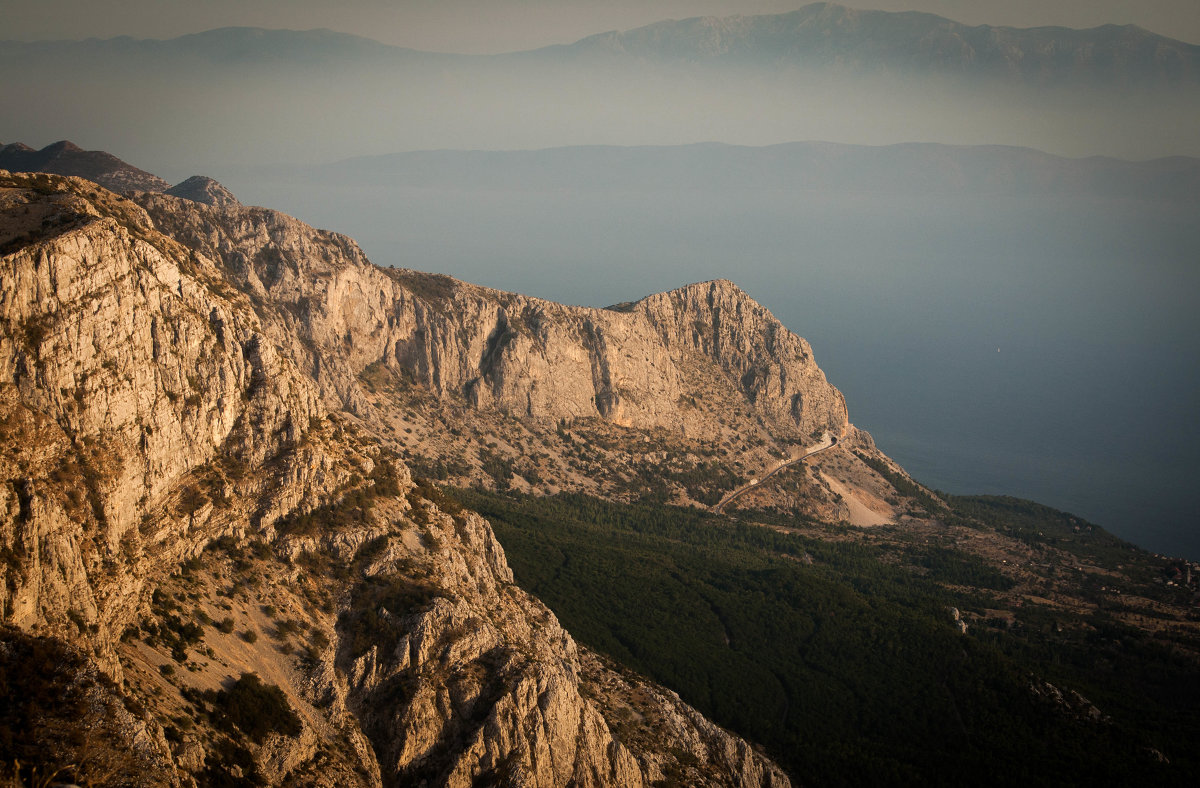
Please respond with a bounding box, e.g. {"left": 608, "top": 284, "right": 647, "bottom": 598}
{"left": 211, "top": 673, "right": 301, "bottom": 744}
{"left": 381, "top": 268, "right": 458, "bottom": 303}
{"left": 854, "top": 450, "right": 943, "bottom": 513}
{"left": 275, "top": 456, "right": 402, "bottom": 536}
{"left": 337, "top": 573, "right": 442, "bottom": 660}
{"left": 0, "top": 628, "right": 155, "bottom": 786}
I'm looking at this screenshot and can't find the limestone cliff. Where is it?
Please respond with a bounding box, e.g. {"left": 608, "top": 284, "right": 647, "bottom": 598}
{"left": 632, "top": 280, "right": 848, "bottom": 439}
{"left": 0, "top": 170, "right": 795, "bottom": 786}
{"left": 137, "top": 191, "right": 850, "bottom": 438}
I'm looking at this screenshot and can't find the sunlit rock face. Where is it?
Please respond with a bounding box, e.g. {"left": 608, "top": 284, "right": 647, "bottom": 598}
{"left": 0, "top": 171, "right": 794, "bottom": 787}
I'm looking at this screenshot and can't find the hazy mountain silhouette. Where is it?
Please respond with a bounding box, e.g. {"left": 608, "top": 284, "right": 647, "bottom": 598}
{"left": 549, "top": 3, "right": 1200, "bottom": 87}
{"left": 3, "top": 3, "right": 1198, "bottom": 170}
{"left": 9, "top": 4, "right": 1197, "bottom": 87}
{"left": 0, "top": 139, "right": 169, "bottom": 193}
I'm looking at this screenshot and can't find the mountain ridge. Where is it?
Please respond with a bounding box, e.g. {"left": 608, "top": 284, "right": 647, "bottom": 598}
{"left": 8, "top": 3, "right": 1199, "bottom": 57}
{"left": 0, "top": 140, "right": 241, "bottom": 206}
{"left": 0, "top": 139, "right": 170, "bottom": 193}
{"left": 4, "top": 3, "right": 1197, "bottom": 85}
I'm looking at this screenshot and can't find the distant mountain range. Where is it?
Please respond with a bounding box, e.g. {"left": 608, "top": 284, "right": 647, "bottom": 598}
{"left": 552, "top": 3, "right": 1200, "bottom": 86}
{"left": 7, "top": 4, "right": 1197, "bottom": 87}
{"left": 3, "top": 3, "right": 1198, "bottom": 169}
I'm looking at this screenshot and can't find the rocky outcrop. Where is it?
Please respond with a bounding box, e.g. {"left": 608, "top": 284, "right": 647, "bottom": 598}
{"left": 0, "top": 171, "right": 794, "bottom": 785}
{"left": 633, "top": 279, "right": 849, "bottom": 438}
{"left": 1029, "top": 678, "right": 1110, "bottom": 724}
{"left": 339, "top": 497, "right": 789, "bottom": 787}
{"left": 165, "top": 175, "right": 241, "bottom": 208}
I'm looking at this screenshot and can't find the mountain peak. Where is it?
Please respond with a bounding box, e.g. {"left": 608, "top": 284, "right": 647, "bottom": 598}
{"left": 44, "top": 140, "right": 83, "bottom": 153}
{"left": 675, "top": 277, "right": 740, "bottom": 292}
{"left": 0, "top": 140, "right": 169, "bottom": 194}
{"left": 652, "top": 278, "right": 754, "bottom": 302}
{"left": 165, "top": 175, "right": 240, "bottom": 208}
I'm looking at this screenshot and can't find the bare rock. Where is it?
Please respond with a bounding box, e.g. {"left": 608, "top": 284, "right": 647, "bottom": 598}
{"left": 165, "top": 175, "right": 241, "bottom": 208}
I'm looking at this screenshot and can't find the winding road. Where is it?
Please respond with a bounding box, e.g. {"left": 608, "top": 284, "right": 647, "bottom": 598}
{"left": 711, "top": 432, "right": 839, "bottom": 514}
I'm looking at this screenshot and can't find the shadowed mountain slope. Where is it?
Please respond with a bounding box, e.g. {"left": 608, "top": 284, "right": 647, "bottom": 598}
{"left": 0, "top": 139, "right": 170, "bottom": 193}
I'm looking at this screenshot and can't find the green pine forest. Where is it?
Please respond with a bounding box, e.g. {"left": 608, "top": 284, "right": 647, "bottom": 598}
{"left": 447, "top": 488, "right": 1200, "bottom": 787}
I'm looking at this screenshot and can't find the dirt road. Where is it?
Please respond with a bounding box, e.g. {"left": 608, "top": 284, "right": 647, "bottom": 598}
{"left": 712, "top": 432, "right": 838, "bottom": 513}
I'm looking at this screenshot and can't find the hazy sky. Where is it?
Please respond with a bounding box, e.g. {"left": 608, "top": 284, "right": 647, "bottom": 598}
{"left": 4, "top": 0, "right": 1198, "bottom": 50}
